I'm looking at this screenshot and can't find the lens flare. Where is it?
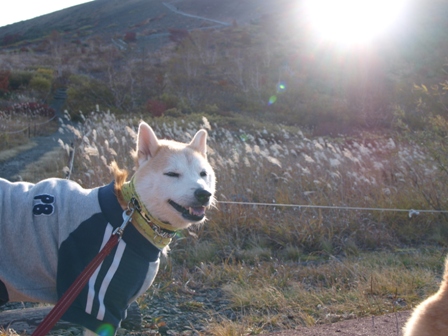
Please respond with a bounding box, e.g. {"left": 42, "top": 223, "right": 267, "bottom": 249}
{"left": 276, "top": 82, "right": 286, "bottom": 93}
{"left": 304, "top": 0, "right": 408, "bottom": 46}
{"left": 95, "top": 324, "right": 115, "bottom": 336}
{"left": 268, "top": 96, "right": 277, "bottom": 105}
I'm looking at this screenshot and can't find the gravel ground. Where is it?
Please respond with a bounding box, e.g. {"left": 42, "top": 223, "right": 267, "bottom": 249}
{"left": 0, "top": 286, "right": 234, "bottom": 335}
{"left": 135, "top": 287, "right": 234, "bottom": 335}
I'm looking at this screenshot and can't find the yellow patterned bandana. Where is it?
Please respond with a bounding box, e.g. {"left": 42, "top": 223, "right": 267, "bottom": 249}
{"left": 120, "top": 177, "right": 177, "bottom": 250}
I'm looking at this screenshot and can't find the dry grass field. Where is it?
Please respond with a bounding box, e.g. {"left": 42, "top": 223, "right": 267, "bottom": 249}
{"left": 2, "top": 111, "right": 446, "bottom": 335}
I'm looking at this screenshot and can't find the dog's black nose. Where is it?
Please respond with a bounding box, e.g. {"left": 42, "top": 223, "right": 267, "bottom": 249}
{"left": 195, "top": 188, "right": 211, "bottom": 205}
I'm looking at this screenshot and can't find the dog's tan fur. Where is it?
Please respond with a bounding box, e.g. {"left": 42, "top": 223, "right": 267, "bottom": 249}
{"left": 110, "top": 161, "right": 128, "bottom": 208}
{"left": 403, "top": 257, "right": 448, "bottom": 336}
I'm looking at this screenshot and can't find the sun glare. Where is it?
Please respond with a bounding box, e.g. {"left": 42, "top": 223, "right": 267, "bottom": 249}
{"left": 304, "top": 0, "right": 407, "bottom": 47}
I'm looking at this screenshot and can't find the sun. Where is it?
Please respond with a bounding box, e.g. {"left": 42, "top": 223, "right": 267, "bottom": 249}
{"left": 304, "top": 0, "right": 407, "bottom": 47}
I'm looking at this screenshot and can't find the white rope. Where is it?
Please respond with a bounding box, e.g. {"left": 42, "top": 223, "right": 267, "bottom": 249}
{"left": 1, "top": 115, "right": 57, "bottom": 134}
{"left": 217, "top": 201, "right": 448, "bottom": 217}
{"left": 34, "top": 114, "right": 57, "bottom": 126}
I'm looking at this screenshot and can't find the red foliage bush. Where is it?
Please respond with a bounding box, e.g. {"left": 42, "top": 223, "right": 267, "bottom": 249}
{"left": 2, "top": 33, "right": 22, "bottom": 46}
{"left": 124, "top": 31, "right": 137, "bottom": 42}
{"left": 4, "top": 102, "right": 55, "bottom": 117}
{"left": 168, "top": 28, "right": 189, "bottom": 42}
{"left": 146, "top": 99, "right": 167, "bottom": 117}
{"left": 0, "top": 70, "right": 10, "bottom": 93}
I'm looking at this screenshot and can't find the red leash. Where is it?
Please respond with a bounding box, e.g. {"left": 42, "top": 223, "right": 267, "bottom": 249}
{"left": 31, "top": 209, "right": 134, "bottom": 336}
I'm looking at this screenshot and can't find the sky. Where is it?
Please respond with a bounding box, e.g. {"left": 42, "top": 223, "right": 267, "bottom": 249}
{"left": 0, "top": 0, "right": 94, "bottom": 28}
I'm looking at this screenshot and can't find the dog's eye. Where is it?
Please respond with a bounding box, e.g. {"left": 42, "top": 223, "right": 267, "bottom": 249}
{"left": 164, "top": 172, "right": 180, "bottom": 177}
{"left": 200, "top": 171, "right": 207, "bottom": 177}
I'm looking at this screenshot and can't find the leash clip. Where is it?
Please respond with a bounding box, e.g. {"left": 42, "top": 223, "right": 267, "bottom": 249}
{"left": 113, "top": 207, "right": 135, "bottom": 238}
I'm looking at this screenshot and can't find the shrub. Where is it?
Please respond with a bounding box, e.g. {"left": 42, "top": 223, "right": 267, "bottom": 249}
{"left": 203, "top": 104, "right": 220, "bottom": 114}
{"left": 66, "top": 74, "right": 116, "bottom": 120}
{"left": 124, "top": 31, "right": 137, "bottom": 42}
{"left": 2, "top": 33, "right": 22, "bottom": 46}
{"left": 164, "top": 108, "right": 183, "bottom": 117}
{"left": 146, "top": 99, "right": 167, "bottom": 117}
{"left": 35, "top": 68, "right": 54, "bottom": 81}
{"left": 29, "top": 76, "right": 51, "bottom": 98}
{"left": 0, "top": 70, "right": 10, "bottom": 93}
{"left": 9, "top": 71, "right": 33, "bottom": 90}
{"left": 168, "top": 28, "right": 189, "bottom": 42}
{"left": 4, "top": 102, "right": 55, "bottom": 117}
{"left": 160, "top": 93, "right": 179, "bottom": 109}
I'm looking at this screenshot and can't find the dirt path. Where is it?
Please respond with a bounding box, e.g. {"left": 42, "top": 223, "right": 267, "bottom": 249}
{"left": 0, "top": 89, "right": 76, "bottom": 181}
{"left": 264, "top": 311, "right": 410, "bottom": 336}
{"left": 0, "top": 133, "right": 69, "bottom": 181}
{"left": 163, "top": 2, "right": 231, "bottom": 26}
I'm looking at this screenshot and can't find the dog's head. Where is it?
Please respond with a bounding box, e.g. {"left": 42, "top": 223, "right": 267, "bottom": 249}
{"left": 132, "top": 122, "right": 216, "bottom": 229}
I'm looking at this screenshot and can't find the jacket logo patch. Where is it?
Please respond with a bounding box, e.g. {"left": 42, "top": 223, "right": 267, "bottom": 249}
{"left": 33, "top": 194, "right": 55, "bottom": 216}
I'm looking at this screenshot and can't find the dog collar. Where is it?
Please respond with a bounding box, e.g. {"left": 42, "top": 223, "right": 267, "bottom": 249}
{"left": 120, "top": 177, "right": 177, "bottom": 250}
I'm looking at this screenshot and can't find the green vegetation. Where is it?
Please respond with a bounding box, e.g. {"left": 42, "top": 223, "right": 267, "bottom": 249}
{"left": 8, "top": 71, "right": 33, "bottom": 90}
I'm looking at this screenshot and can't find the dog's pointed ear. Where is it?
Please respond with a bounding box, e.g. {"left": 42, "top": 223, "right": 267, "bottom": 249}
{"left": 137, "top": 122, "right": 159, "bottom": 165}
{"left": 189, "top": 129, "right": 208, "bottom": 156}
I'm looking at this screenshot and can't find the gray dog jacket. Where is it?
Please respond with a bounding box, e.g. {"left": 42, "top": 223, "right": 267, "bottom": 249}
{"left": 0, "top": 178, "right": 160, "bottom": 334}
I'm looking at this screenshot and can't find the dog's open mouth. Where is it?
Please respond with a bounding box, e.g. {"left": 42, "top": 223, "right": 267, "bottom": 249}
{"left": 168, "top": 200, "right": 206, "bottom": 222}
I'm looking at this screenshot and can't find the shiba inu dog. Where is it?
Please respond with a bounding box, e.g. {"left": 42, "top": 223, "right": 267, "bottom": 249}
{"left": 403, "top": 256, "right": 448, "bottom": 336}
{"left": 0, "top": 122, "right": 216, "bottom": 335}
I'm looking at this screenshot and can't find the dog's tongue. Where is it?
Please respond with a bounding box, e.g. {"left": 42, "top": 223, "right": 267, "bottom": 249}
{"left": 189, "top": 207, "right": 206, "bottom": 216}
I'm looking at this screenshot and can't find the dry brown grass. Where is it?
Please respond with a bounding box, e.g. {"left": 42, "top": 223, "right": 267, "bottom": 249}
{"left": 17, "top": 147, "right": 67, "bottom": 181}
{"left": 6, "top": 111, "right": 447, "bottom": 335}
{"left": 0, "top": 328, "right": 19, "bottom": 336}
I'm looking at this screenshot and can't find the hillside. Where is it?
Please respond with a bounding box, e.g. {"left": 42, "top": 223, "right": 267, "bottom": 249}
{"left": 0, "top": 0, "right": 288, "bottom": 50}
{"left": 1, "top": 0, "right": 448, "bottom": 135}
